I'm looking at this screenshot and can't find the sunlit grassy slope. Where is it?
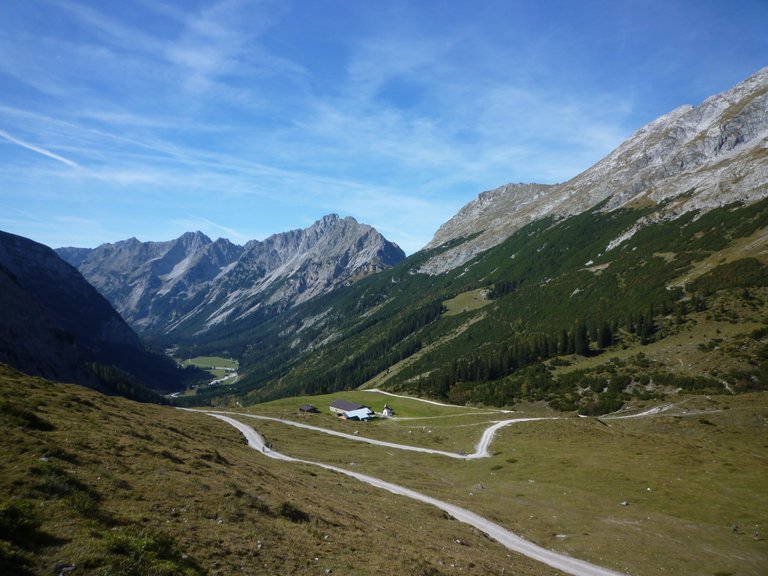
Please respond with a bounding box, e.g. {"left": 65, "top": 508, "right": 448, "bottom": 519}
{"left": 0, "top": 364, "right": 558, "bottom": 576}
{"left": 225, "top": 389, "right": 768, "bottom": 576}
{"left": 3, "top": 364, "right": 766, "bottom": 575}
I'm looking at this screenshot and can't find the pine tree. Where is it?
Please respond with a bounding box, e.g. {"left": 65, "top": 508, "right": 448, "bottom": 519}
{"left": 598, "top": 321, "right": 613, "bottom": 348}
{"left": 573, "top": 321, "right": 590, "bottom": 356}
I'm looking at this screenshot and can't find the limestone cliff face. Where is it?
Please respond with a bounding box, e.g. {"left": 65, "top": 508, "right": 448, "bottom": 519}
{"left": 58, "top": 215, "right": 405, "bottom": 335}
{"left": 421, "top": 67, "right": 768, "bottom": 274}
{"left": 62, "top": 232, "right": 244, "bottom": 332}
{"left": 422, "top": 183, "right": 554, "bottom": 272}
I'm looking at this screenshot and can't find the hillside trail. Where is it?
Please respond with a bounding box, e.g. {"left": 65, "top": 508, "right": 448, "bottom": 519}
{"left": 363, "top": 388, "right": 510, "bottom": 409}
{"left": 199, "top": 395, "right": 699, "bottom": 460}
{"left": 207, "top": 412, "right": 628, "bottom": 576}
{"left": 201, "top": 409, "right": 551, "bottom": 459}
{"left": 194, "top": 398, "right": 693, "bottom": 574}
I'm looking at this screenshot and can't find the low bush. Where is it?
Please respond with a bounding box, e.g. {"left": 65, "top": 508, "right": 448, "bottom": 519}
{"left": 0, "top": 498, "right": 41, "bottom": 544}
{"left": 98, "top": 527, "right": 202, "bottom": 576}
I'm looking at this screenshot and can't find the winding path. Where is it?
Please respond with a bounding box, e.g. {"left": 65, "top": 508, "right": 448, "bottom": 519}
{"left": 204, "top": 409, "right": 552, "bottom": 459}
{"left": 206, "top": 412, "right": 628, "bottom": 576}
{"left": 466, "top": 417, "right": 554, "bottom": 459}
{"left": 363, "top": 388, "right": 512, "bottom": 413}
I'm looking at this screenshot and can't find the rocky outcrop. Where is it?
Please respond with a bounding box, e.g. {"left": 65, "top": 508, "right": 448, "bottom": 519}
{"left": 421, "top": 66, "right": 768, "bottom": 274}
{"left": 423, "top": 183, "right": 554, "bottom": 272}
{"left": 62, "top": 232, "right": 244, "bottom": 332}
{"left": 59, "top": 215, "right": 405, "bottom": 335}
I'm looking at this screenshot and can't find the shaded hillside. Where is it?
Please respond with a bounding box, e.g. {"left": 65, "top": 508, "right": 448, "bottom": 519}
{"left": 0, "top": 261, "right": 98, "bottom": 388}
{"left": 0, "top": 231, "right": 194, "bottom": 399}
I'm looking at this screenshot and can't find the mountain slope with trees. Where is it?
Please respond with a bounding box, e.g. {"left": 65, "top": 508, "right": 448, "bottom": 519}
{"left": 173, "top": 68, "right": 768, "bottom": 411}
{"left": 421, "top": 66, "right": 768, "bottom": 274}
{"left": 178, "top": 195, "right": 768, "bottom": 411}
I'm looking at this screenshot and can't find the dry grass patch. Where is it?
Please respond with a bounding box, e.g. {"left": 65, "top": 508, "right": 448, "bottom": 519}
{"left": 442, "top": 289, "right": 491, "bottom": 317}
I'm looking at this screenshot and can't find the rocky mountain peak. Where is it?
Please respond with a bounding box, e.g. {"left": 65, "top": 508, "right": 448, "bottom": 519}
{"left": 425, "top": 182, "right": 554, "bottom": 249}
{"left": 58, "top": 215, "right": 405, "bottom": 335}
{"left": 420, "top": 67, "right": 768, "bottom": 275}
{"left": 178, "top": 230, "right": 212, "bottom": 249}
{"left": 317, "top": 213, "right": 344, "bottom": 227}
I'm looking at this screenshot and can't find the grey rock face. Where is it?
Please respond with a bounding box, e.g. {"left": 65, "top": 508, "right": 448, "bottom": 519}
{"left": 422, "top": 183, "right": 554, "bottom": 273}
{"left": 59, "top": 215, "right": 405, "bottom": 335}
{"left": 63, "top": 232, "right": 245, "bottom": 332}
{"left": 420, "top": 66, "right": 768, "bottom": 274}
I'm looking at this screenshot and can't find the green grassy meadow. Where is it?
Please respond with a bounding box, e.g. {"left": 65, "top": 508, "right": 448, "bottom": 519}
{"left": 442, "top": 289, "right": 491, "bottom": 317}
{"left": 223, "top": 390, "right": 768, "bottom": 576}
{"left": 180, "top": 356, "right": 238, "bottom": 379}
{"left": 2, "top": 364, "right": 766, "bottom": 575}
{"left": 0, "top": 365, "right": 557, "bottom": 576}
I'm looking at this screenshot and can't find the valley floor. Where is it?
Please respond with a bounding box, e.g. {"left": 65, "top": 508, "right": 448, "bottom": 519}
{"left": 204, "top": 409, "right": 624, "bottom": 576}
{"left": 2, "top": 366, "right": 766, "bottom": 575}
{"left": 207, "top": 389, "right": 768, "bottom": 576}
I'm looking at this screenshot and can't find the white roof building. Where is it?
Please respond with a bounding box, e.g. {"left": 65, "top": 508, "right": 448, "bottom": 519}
{"left": 329, "top": 399, "right": 374, "bottom": 420}
{"left": 344, "top": 407, "right": 374, "bottom": 421}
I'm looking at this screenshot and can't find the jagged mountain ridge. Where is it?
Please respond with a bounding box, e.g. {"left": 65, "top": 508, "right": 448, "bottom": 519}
{"left": 422, "top": 66, "right": 768, "bottom": 274}
{"left": 0, "top": 230, "right": 183, "bottom": 395}
{"left": 58, "top": 214, "right": 405, "bottom": 336}
{"left": 60, "top": 231, "right": 244, "bottom": 333}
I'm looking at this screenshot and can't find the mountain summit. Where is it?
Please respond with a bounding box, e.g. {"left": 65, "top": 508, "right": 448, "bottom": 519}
{"left": 58, "top": 215, "right": 405, "bottom": 336}
{"left": 422, "top": 66, "right": 768, "bottom": 274}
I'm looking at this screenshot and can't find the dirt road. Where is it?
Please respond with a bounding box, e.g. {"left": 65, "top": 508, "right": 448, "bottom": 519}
{"left": 207, "top": 412, "right": 628, "bottom": 576}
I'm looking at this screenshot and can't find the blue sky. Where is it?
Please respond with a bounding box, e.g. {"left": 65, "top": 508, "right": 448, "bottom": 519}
{"left": 1, "top": 0, "right": 766, "bottom": 254}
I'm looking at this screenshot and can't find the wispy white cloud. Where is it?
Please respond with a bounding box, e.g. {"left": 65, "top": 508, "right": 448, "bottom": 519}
{"left": 328, "top": 186, "right": 455, "bottom": 253}
{"left": 0, "top": 128, "right": 80, "bottom": 168}
{"left": 2, "top": 0, "right": 764, "bottom": 254}
{"left": 0, "top": 7, "right": 630, "bottom": 255}
{"left": 0, "top": 207, "right": 109, "bottom": 249}
{"left": 344, "top": 34, "right": 452, "bottom": 102}
{"left": 48, "top": 0, "right": 167, "bottom": 56}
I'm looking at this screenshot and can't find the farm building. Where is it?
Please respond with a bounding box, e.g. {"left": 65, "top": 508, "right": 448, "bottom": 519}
{"left": 329, "top": 400, "right": 374, "bottom": 421}
{"left": 298, "top": 404, "right": 319, "bottom": 413}
{"left": 343, "top": 408, "right": 374, "bottom": 421}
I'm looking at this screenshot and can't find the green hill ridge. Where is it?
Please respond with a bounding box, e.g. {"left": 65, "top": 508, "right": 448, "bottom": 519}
{"left": 177, "top": 197, "right": 768, "bottom": 411}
